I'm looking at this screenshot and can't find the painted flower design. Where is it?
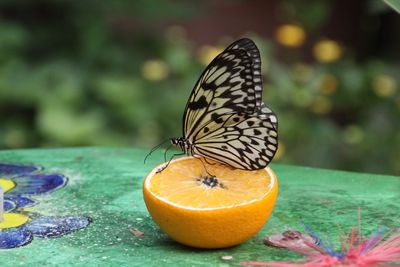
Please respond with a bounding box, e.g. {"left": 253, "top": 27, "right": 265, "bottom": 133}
{"left": 0, "top": 163, "right": 91, "bottom": 249}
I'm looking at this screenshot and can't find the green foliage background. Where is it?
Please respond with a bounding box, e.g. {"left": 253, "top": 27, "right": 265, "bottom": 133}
{"left": 0, "top": 1, "right": 399, "bottom": 175}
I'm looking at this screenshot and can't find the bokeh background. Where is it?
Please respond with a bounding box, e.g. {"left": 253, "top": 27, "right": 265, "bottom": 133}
{"left": 1, "top": 0, "right": 399, "bottom": 175}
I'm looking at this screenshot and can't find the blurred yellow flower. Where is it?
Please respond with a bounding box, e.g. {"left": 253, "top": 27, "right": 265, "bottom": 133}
{"left": 372, "top": 74, "right": 397, "bottom": 98}
{"left": 273, "top": 141, "right": 285, "bottom": 161}
{"left": 313, "top": 39, "right": 342, "bottom": 63}
{"left": 310, "top": 96, "right": 332, "bottom": 115}
{"left": 319, "top": 74, "right": 338, "bottom": 95}
{"left": 275, "top": 24, "right": 306, "bottom": 48}
{"left": 343, "top": 125, "right": 364, "bottom": 144}
{"left": 292, "top": 63, "right": 313, "bottom": 83}
{"left": 197, "top": 45, "right": 224, "bottom": 65}
{"left": 141, "top": 60, "right": 169, "bottom": 81}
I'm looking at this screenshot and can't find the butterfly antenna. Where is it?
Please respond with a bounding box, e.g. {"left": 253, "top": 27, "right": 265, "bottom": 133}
{"left": 144, "top": 138, "right": 172, "bottom": 164}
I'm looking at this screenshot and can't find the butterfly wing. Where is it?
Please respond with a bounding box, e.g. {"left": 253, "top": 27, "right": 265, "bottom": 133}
{"left": 225, "top": 38, "right": 264, "bottom": 109}
{"left": 259, "top": 102, "right": 278, "bottom": 130}
{"left": 191, "top": 110, "right": 278, "bottom": 170}
{"left": 182, "top": 38, "right": 278, "bottom": 169}
{"left": 183, "top": 38, "right": 269, "bottom": 140}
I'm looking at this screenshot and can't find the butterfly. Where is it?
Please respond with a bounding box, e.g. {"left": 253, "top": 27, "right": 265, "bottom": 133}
{"left": 162, "top": 38, "right": 278, "bottom": 171}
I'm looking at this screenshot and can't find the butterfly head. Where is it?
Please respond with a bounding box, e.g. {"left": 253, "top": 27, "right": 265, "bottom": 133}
{"left": 171, "top": 137, "right": 191, "bottom": 154}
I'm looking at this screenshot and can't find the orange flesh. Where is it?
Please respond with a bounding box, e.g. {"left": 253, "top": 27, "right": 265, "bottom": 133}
{"left": 146, "top": 157, "right": 273, "bottom": 209}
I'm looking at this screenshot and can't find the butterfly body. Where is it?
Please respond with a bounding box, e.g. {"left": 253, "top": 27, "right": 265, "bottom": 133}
{"left": 171, "top": 137, "right": 192, "bottom": 155}
{"left": 170, "top": 38, "right": 278, "bottom": 170}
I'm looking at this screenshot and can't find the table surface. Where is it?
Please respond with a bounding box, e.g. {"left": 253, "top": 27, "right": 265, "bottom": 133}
{"left": 0, "top": 147, "right": 399, "bottom": 267}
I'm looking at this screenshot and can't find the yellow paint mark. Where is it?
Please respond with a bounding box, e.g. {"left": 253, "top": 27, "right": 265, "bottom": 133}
{"left": 0, "top": 213, "right": 29, "bottom": 229}
{"left": 0, "top": 178, "right": 16, "bottom": 193}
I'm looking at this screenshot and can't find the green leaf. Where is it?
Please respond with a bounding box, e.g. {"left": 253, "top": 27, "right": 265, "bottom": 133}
{"left": 383, "top": 0, "right": 400, "bottom": 13}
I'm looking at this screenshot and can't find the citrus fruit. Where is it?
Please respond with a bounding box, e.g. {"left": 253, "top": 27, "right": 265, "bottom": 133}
{"left": 142, "top": 156, "right": 278, "bottom": 249}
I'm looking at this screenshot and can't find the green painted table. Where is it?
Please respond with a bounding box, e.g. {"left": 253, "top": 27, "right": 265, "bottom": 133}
{"left": 0, "top": 147, "right": 399, "bottom": 266}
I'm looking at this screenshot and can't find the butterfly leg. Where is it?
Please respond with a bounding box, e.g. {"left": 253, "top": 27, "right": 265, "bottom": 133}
{"left": 156, "top": 152, "right": 186, "bottom": 173}
{"left": 194, "top": 157, "right": 216, "bottom": 178}
{"left": 163, "top": 143, "right": 174, "bottom": 162}
{"left": 203, "top": 157, "right": 217, "bottom": 166}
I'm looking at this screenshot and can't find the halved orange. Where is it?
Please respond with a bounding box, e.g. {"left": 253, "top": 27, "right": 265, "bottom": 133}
{"left": 142, "top": 156, "right": 278, "bottom": 249}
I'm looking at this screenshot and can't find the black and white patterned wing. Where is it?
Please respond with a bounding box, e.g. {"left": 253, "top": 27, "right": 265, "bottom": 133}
{"left": 181, "top": 38, "right": 279, "bottom": 169}
{"left": 227, "top": 39, "right": 278, "bottom": 129}
{"left": 191, "top": 110, "right": 278, "bottom": 170}
{"left": 225, "top": 38, "right": 264, "bottom": 109}
{"left": 259, "top": 102, "right": 278, "bottom": 130}
{"left": 183, "top": 38, "right": 263, "bottom": 140}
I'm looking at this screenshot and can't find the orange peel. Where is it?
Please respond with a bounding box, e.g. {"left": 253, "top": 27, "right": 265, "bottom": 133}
{"left": 143, "top": 156, "right": 278, "bottom": 249}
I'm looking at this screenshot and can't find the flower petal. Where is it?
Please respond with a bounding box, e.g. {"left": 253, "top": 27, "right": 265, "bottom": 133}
{"left": 8, "top": 174, "right": 67, "bottom": 195}
{"left": 5, "top": 196, "right": 38, "bottom": 208}
{"left": 3, "top": 199, "right": 17, "bottom": 212}
{"left": 23, "top": 216, "right": 91, "bottom": 238}
{"left": 0, "top": 163, "right": 40, "bottom": 176}
{"left": 0, "top": 228, "right": 33, "bottom": 249}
